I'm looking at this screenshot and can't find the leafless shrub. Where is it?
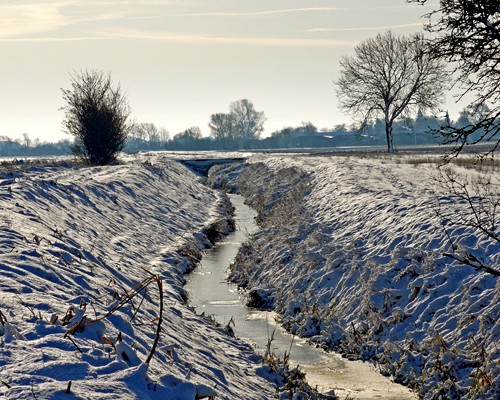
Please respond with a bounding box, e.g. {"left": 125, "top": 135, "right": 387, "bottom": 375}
{"left": 61, "top": 70, "right": 131, "bottom": 165}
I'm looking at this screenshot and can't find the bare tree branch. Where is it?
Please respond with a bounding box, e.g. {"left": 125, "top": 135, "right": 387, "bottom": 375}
{"left": 433, "top": 167, "right": 500, "bottom": 277}
{"left": 408, "top": 0, "right": 500, "bottom": 158}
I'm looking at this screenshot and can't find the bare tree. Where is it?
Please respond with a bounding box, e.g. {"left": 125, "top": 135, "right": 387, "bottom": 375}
{"left": 173, "top": 126, "right": 202, "bottom": 142}
{"left": 158, "top": 127, "right": 170, "bottom": 143}
{"left": 410, "top": 0, "right": 500, "bottom": 156}
{"left": 131, "top": 122, "right": 170, "bottom": 145}
{"left": 335, "top": 31, "right": 448, "bottom": 153}
{"left": 22, "top": 133, "right": 32, "bottom": 148}
{"left": 62, "top": 70, "right": 131, "bottom": 165}
{"left": 230, "top": 99, "right": 266, "bottom": 141}
{"left": 208, "top": 113, "right": 235, "bottom": 140}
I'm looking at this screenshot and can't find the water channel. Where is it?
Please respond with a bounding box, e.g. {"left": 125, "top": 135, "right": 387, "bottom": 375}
{"left": 185, "top": 194, "right": 416, "bottom": 400}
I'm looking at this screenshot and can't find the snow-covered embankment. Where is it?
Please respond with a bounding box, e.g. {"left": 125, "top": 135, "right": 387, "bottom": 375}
{"left": 0, "top": 159, "right": 275, "bottom": 399}
{"left": 209, "top": 154, "right": 499, "bottom": 400}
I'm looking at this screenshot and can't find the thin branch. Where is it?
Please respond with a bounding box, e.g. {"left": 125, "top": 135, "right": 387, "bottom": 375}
{"left": 444, "top": 253, "right": 500, "bottom": 277}
{"left": 145, "top": 275, "right": 164, "bottom": 365}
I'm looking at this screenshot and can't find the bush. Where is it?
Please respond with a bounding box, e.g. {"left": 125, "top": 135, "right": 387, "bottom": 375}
{"left": 62, "top": 70, "right": 131, "bottom": 165}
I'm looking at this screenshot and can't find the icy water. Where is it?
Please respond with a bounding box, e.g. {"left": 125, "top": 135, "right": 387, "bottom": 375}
{"left": 186, "top": 194, "right": 416, "bottom": 400}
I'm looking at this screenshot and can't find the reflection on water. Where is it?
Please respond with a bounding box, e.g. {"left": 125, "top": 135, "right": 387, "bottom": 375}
{"left": 186, "top": 194, "right": 416, "bottom": 399}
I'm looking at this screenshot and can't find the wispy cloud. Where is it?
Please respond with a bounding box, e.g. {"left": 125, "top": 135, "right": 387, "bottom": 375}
{"left": 183, "top": 7, "right": 344, "bottom": 17}
{"left": 0, "top": 1, "right": 72, "bottom": 38}
{"left": 0, "top": 25, "right": 358, "bottom": 47}
{"left": 0, "top": 0, "right": 149, "bottom": 39}
{"left": 2, "top": 2, "right": 419, "bottom": 45}
{"left": 81, "top": 0, "right": 188, "bottom": 5}
{"left": 102, "top": 29, "right": 357, "bottom": 47}
{"left": 305, "top": 23, "right": 424, "bottom": 33}
{"left": 0, "top": 36, "right": 109, "bottom": 43}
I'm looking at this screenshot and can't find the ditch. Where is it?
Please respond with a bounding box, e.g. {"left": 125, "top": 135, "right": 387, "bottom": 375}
{"left": 185, "top": 194, "right": 416, "bottom": 399}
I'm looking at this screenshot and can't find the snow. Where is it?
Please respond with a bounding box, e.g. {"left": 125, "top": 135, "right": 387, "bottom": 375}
{"left": 0, "top": 156, "right": 275, "bottom": 399}
{"left": 209, "top": 153, "right": 499, "bottom": 399}
{"left": 2, "top": 151, "right": 498, "bottom": 399}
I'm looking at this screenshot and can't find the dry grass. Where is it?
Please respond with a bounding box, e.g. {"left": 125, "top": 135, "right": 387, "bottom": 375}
{"left": 449, "top": 156, "right": 500, "bottom": 171}
{"left": 397, "top": 155, "right": 500, "bottom": 171}
{"left": 319, "top": 147, "right": 499, "bottom": 172}
{"left": 338, "top": 152, "right": 500, "bottom": 172}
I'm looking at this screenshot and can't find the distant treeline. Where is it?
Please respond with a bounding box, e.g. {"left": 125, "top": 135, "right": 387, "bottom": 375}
{"left": 0, "top": 135, "right": 72, "bottom": 158}
{"left": 0, "top": 128, "right": 443, "bottom": 157}
{"left": 1, "top": 107, "right": 494, "bottom": 156}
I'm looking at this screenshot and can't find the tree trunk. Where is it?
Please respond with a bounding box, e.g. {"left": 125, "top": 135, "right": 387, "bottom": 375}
{"left": 385, "top": 123, "right": 394, "bottom": 153}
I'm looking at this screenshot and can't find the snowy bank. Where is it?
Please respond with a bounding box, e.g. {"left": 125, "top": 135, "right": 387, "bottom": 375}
{"left": 209, "top": 154, "right": 499, "bottom": 400}
{"left": 0, "top": 158, "right": 275, "bottom": 399}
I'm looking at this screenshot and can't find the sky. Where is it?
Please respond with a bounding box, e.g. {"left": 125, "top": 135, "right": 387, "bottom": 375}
{"left": 0, "top": 0, "right": 458, "bottom": 142}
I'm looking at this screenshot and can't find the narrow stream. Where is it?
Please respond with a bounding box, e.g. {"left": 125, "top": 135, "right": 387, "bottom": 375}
{"left": 186, "top": 194, "right": 416, "bottom": 400}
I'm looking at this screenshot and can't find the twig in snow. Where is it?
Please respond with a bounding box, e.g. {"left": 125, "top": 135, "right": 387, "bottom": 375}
{"left": 64, "top": 275, "right": 157, "bottom": 338}
{"left": 283, "top": 335, "right": 295, "bottom": 368}
{"left": 0, "top": 380, "right": 11, "bottom": 389}
{"left": 145, "top": 275, "right": 164, "bottom": 365}
{"left": 13, "top": 292, "right": 37, "bottom": 319}
{"left": 66, "top": 335, "right": 83, "bottom": 354}
{"left": 0, "top": 310, "right": 7, "bottom": 326}
{"left": 30, "top": 380, "right": 38, "bottom": 399}
{"left": 130, "top": 288, "right": 148, "bottom": 322}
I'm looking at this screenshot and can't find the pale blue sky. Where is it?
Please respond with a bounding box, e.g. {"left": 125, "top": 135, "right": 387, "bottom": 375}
{"left": 0, "top": 0, "right": 451, "bottom": 142}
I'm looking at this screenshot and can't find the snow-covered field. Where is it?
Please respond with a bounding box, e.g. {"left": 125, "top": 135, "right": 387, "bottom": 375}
{"left": 1, "top": 151, "right": 498, "bottom": 400}
{"left": 0, "top": 156, "right": 277, "bottom": 399}
{"left": 209, "top": 154, "right": 499, "bottom": 400}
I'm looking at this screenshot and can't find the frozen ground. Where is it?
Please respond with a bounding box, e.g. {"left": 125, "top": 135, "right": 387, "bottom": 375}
{"left": 0, "top": 156, "right": 277, "bottom": 399}
{"left": 209, "top": 154, "right": 499, "bottom": 400}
